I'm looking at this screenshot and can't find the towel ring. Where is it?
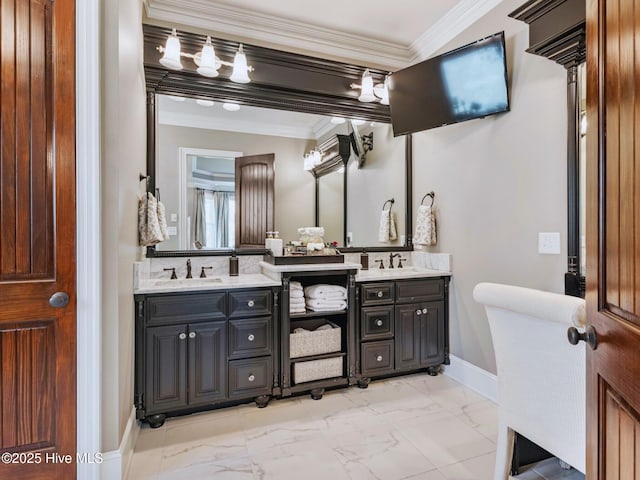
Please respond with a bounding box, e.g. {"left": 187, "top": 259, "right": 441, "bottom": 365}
{"left": 139, "top": 173, "right": 151, "bottom": 190}
{"left": 382, "top": 198, "right": 395, "bottom": 210}
{"left": 421, "top": 191, "right": 435, "bottom": 207}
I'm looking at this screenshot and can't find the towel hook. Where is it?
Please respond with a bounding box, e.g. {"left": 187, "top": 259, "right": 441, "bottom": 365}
{"left": 421, "top": 191, "right": 435, "bottom": 207}
{"left": 382, "top": 198, "right": 395, "bottom": 210}
{"left": 139, "top": 173, "right": 151, "bottom": 190}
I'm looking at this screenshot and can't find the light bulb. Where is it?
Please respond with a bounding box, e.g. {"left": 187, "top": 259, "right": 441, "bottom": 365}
{"left": 351, "top": 119, "right": 366, "bottom": 126}
{"left": 303, "top": 154, "right": 314, "bottom": 171}
{"left": 196, "top": 36, "right": 219, "bottom": 77}
{"left": 312, "top": 150, "right": 322, "bottom": 166}
{"left": 223, "top": 102, "right": 240, "bottom": 111}
{"left": 159, "top": 29, "right": 183, "bottom": 71}
{"left": 230, "top": 44, "right": 251, "bottom": 84}
{"left": 330, "top": 117, "right": 346, "bottom": 124}
{"left": 358, "top": 69, "right": 376, "bottom": 103}
{"left": 167, "top": 95, "right": 185, "bottom": 102}
{"left": 196, "top": 99, "right": 214, "bottom": 107}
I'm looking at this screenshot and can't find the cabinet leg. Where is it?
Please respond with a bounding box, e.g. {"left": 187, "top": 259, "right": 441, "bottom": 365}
{"left": 357, "top": 378, "right": 370, "bottom": 389}
{"left": 146, "top": 414, "right": 166, "bottom": 428}
{"left": 310, "top": 388, "right": 325, "bottom": 400}
{"left": 426, "top": 366, "right": 440, "bottom": 376}
{"left": 255, "top": 395, "right": 271, "bottom": 408}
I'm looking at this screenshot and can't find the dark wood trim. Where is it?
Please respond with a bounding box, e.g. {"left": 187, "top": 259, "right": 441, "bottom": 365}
{"left": 406, "top": 135, "right": 413, "bottom": 248}
{"left": 567, "top": 66, "right": 580, "bottom": 273}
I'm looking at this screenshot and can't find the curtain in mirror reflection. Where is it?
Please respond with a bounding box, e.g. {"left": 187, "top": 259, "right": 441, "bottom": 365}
{"left": 193, "top": 188, "right": 235, "bottom": 249}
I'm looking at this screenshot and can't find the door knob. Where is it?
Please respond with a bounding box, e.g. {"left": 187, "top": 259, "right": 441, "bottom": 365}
{"left": 567, "top": 326, "right": 597, "bottom": 350}
{"left": 189, "top": 332, "right": 196, "bottom": 339}
{"left": 49, "top": 292, "right": 69, "bottom": 308}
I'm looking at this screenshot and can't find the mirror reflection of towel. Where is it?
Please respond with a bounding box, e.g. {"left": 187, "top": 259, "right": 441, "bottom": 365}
{"left": 378, "top": 209, "right": 397, "bottom": 243}
{"left": 414, "top": 205, "right": 437, "bottom": 246}
{"left": 138, "top": 192, "right": 168, "bottom": 246}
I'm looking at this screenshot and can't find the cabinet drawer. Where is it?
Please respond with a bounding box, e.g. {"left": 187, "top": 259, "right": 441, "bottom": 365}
{"left": 147, "top": 293, "right": 226, "bottom": 325}
{"left": 229, "top": 317, "right": 272, "bottom": 359}
{"left": 361, "top": 282, "right": 395, "bottom": 306}
{"left": 396, "top": 279, "right": 444, "bottom": 304}
{"left": 228, "top": 357, "right": 272, "bottom": 399}
{"left": 361, "top": 340, "right": 394, "bottom": 376}
{"left": 360, "top": 305, "right": 394, "bottom": 340}
{"left": 229, "top": 290, "right": 272, "bottom": 318}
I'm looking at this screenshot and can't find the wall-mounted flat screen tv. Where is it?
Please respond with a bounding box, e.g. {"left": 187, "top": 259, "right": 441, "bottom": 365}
{"left": 389, "top": 31, "right": 509, "bottom": 136}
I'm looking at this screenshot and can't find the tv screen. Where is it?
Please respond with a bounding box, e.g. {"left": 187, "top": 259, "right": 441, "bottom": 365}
{"left": 389, "top": 31, "right": 509, "bottom": 136}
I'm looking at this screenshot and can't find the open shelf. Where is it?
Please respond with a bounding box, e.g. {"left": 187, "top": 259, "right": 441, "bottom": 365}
{"left": 289, "top": 309, "right": 347, "bottom": 319}
{"left": 290, "top": 351, "right": 345, "bottom": 363}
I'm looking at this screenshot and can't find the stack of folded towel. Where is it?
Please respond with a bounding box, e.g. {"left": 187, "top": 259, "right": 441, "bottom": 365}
{"left": 304, "top": 284, "right": 347, "bottom": 311}
{"left": 290, "top": 281, "right": 306, "bottom": 314}
{"left": 292, "top": 324, "right": 334, "bottom": 334}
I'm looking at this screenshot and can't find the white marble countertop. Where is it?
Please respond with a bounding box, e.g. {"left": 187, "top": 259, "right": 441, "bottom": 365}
{"left": 134, "top": 273, "right": 281, "bottom": 295}
{"left": 259, "top": 261, "right": 362, "bottom": 274}
{"left": 356, "top": 266, "right": 452, "bottom": 282}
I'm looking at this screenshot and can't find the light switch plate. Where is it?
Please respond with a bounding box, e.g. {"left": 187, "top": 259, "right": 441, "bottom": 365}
{"left": 170, "top": 213, "right": 177, "bottom": 222}
{"left": 538, "top": 232, "right": 561, "bottom": 254}
{"left": 167, "top": 226, "right": 177, "bottom": 236}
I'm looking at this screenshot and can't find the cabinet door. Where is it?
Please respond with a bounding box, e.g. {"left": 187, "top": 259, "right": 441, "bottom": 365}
{"left": 146, "top": 324, "right": 188, "bottom": 414}
{"left": 419, "top": 302, "right": 445, "bottom": 367}
{"left": 394, "top": 304, "right": 421, "bottom": 370}
{"left": 188, "top": 321, "right": 227, "bottom": 406}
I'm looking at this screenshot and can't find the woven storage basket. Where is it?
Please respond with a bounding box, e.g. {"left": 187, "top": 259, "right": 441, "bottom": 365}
{"left": 293, "top": 357, "right": 343, "bottom": 384}
{"left": 290, "top": 321, "right": 341, "bottom": 358}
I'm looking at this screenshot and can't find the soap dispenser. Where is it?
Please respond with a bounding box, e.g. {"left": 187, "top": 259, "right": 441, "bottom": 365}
{"left": 360, "top": 250, "right": 369, "bottom": 270}
{"left": 229, "top": 251, "right": 239, "bottom": 276}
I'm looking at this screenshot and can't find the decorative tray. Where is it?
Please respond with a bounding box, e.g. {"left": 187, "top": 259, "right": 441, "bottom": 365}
{"left": 263, "top": 252, "right": 345, "bottom": 265}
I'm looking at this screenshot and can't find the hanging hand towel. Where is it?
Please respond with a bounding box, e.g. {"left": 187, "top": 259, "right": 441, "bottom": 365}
{"left": 378, "top": 208, "right": 398, "bottom": 243}
{"left": 414, "top": 205, "right": 437, "bottom": 246}
{"left": 157, "top": 198, "right": 169, "bottom": 241}
{"left": 138, "top": 193, "right": 165, "bottom": 246}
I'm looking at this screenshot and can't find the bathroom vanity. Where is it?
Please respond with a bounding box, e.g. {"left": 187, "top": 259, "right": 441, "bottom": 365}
{"left": 133, "top": 262, "right": 451, "bottom": 427}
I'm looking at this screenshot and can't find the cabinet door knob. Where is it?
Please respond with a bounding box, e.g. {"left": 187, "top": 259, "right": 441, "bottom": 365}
{"left": 375, "top": 319, "right": 383, "bottom": 327}
{"left": 189, "top": 332, "right": 196, "bottom": 339}
{"left": 377, "top": 291, "right": 384, "bottom": 298}
{"left": 248, "top": 374, "right": 255, "bottom": 382}
{"left": 376, "top": 355, "right": 383, "bottom": 362}
{"left": 247, "top": 300, "right": 255, "bottom": 307}
{"left": 248, "top": 334, "right": 255, "bottom": 342}
{"left": 178, "top": 333, "right": 187, "bottom": 340}
{"left": 422, "top": 308, "right": 428, "bottom": 314}
{"left": 416, "top": 309, "right": 422, "bottom": 316}
{"left": 49, "top": 292, "right": 69, "bottom": 308}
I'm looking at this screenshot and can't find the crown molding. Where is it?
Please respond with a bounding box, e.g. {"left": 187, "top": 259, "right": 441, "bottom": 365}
{"left": 409, "top": 0, "right": 508, "bottom": 62}
{"left": 144, "top": 0, "right": 410, "bottom": 69}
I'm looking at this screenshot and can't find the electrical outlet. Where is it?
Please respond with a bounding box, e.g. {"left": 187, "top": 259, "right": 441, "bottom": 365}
{"left": 170, "top": 213, "right": 177, "bottom": 222}
{"left": 538, "top": 232, "right": 561, "bottom": 254}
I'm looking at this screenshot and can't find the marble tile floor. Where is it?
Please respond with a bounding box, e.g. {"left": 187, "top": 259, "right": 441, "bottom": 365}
{"left": 127, "top": 373, "right": 583, "bottom": 480}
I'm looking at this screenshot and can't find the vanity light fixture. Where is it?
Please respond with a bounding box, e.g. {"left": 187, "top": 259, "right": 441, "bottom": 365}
{"left": 223, "top": 102, "right": 241, "bottom": 111}
{"left": 330, "top": 117, "right": 346, "bottom": 125}
{"left": 303, "top": 149, "right": 322, "bottom": 171}
{"left": 158, "top": 29, "right": 254, "bottom": 83}
{"left": 351, "top": 119, "right": 366, "bottom": 126}
{"left": 351, "top": 70, "right": 391, "bottom": 104}
{"left": 196, "top": 99, "right": 214, "bottom": 107}
{"left": 167, "top": 95, "right": 186, "bottom": 102}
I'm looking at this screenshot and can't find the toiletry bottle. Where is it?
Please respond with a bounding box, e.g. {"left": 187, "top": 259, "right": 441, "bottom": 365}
{"left": 229, "top": 252, "right": 239, "bottom": 276}
{"left": 360, "top": 251, "right": 369, "bottom": 270}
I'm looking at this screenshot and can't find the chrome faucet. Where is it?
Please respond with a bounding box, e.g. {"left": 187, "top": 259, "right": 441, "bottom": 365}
{"left": 389, "top": 253, "right": 401, "bottom": 269}
{"left": 186, "top": 259, "right": 192, "bottom": 279}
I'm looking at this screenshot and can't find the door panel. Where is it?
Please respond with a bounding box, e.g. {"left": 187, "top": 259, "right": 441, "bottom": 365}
{"left": 146, "top": 325, "right": 188, "bottom": 413}
{"left": 586, "top": 0, "right": 640, "bottom": 477}
{"left": 234, "top": 154, "right": 274, "bottom": 248}
{"left": 394, "top": 304, "right": 420, "bottom": 370}
{"left": 188, "top": 322, "right": 227, "bottom": 406}
{"left": 0, "top": 0, "right": 75, "bottom": 478}
{"left": 419, "top": 302, "right": 445, "bottom": 367}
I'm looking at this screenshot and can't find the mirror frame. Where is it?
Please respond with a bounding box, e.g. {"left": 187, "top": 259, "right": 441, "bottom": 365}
{"left": 143, "top": 24, "right": 413, "bottom": 257}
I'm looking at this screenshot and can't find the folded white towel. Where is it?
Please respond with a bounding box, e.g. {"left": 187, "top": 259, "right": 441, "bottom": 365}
{"left": 290, "top": 289, "right": 304, "bottom": 299}
{"left": 293, "top": 327, "right": 310, "bottom": 333}
{"left": 290, "top": 306, "right": 306, "bottom": 314}
{"left": 315, "top": 324, "right": 334, "bottom": 331}
{"left": 378, "top": 208, "right": 398, "bottom": 243}
{"left": 414, "top": 205, "right": 436, "bottom": 246}
{"left": 308, "top": 290, "right": 346, "bottom": 300}
{"left": 304, "top": 284, "right": 347, "bottom": 299}
{"left": 290, "top": 281, "right": 303, "bottom": 291}
{"left": 138, "top": 193, "right": 165, "bottom": 246}
{"left": 290, "top": 297, "right": 305, "bottom": 306}
{"left": 305, "top": 299, "right": 347, "bottom": 311}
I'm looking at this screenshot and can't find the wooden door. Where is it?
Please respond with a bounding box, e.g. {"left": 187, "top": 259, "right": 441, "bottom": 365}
{"left": 187, "top": 321, "right": 227, "bottom": 406}
{"left": 586, "top": 0, "right": 640, "bottom": 477}
{"left": 0, "top": 0, "right": 76, "bottom": 478}
{"left": 235, "top": 154, "right": 275, "bottom": 248}
{"left": 394, "top": 304, "right": 420, "bottom": 370}
{"left": 419, "top": 302, "right": 445, "bottom": 367}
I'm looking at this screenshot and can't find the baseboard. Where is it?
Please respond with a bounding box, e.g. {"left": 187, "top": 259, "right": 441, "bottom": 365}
{"left": 442, "top": 354, "right": 498, "bottom": 403}
{"left": 100, "top": 407, "right": 140, "bottom": 480}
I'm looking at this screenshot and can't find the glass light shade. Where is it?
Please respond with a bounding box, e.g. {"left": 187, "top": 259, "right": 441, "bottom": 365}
{"left": 358, "top": 69, "right": 376, "bottom": 103}
{"left": 196, "top": 37, "right": 219, "bottom": 77}
{"left": 351, "top": 119, "right": 366, "bottom": 126}
{"left": 167, "top": 95, "right": 185, "bottom": 102}
{"left": 303, "top": 154, "right": 314, "bottom": 171}
{"left": 159, "top": 29, "right": 183, "bottom": 70}
{"left": 223, "top": 102, "right": 240, "bottom": 111}
{"left": 230, "top": 44, "right": 251, "bottom": 83}
{"left": 312, "top": 150, "right": 322, "bottom": 166}
{"left": 330, "top": 116, "right": 346, "bottom": 124}
{"left": 374, "top": 76, "right": 390, "bottom": 105}
{"left": 196, "top": 99, "right": 214, "bottom": 107}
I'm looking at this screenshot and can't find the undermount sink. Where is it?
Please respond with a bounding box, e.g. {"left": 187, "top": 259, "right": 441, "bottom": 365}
{"left": 147, "top": 277, "right": 223, "bottom": 288}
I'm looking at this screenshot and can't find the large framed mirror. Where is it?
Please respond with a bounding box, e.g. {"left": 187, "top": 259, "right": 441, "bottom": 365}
{"left": 143, "top": 25, "right": 412, "bottom": 257}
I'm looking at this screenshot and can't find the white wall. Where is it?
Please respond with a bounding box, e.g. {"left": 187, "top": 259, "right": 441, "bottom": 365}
{"left": 156, "top": 124, "right": 316, "bottom": 248}
{"left": 411, "top": 0, "right": 568, "bottom": 373}
{"left": 101, "top": 0, "right": 146, "bottom": 454}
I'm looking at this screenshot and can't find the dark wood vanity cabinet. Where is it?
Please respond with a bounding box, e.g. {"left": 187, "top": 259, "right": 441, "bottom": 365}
{"left": 358, "top": 277, "right": 449, "bottom": 382}
{"left": 135, "top": 287, "right": 278, "bottom": 427}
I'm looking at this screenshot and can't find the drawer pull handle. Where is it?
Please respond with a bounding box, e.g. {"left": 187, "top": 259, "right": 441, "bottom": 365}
{"left": 377, "top": 291, "right": 384, "bottom": 298}
{"left": 247, "top": 300, "right": 255, "bottom": 307}
{"left": 248, "top": 374, "right": 255, "bottom": 382}
{"left": 178, "top": 333, "right": 187, "bottom": 340}
{"left": 376, "top": 355, "right": 383, "bottom": 362}
{"left": 248, "top": 334, "right": 255, "bottom": 342}
{"left": 416, "top": 309, "right": 422, "bottom": 316}
{"left": 375, "top": 319, "right": 383, "bottom": 327}
{"left": 189, "top": 332, "right": 196, "bottom": 339}
{"left": 422, "top": 308, "right": 428, "bottom": 314}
